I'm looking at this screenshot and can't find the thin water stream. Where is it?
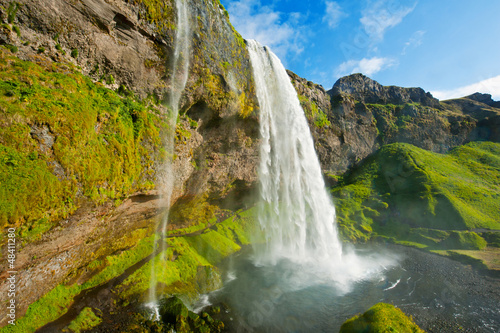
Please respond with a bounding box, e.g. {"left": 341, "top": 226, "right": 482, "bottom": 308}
{"left": 148, "top": 0, "right": 191, "bottom": 309}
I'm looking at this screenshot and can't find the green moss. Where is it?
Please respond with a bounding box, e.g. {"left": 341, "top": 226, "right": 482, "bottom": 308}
{"left": 7, "top": 2, "right": 19, "bottom": 24}
{"left": 12, "top": 25, "right": 20, "bottom": 37}
{"left": 0, "top": 145, "right": 76, "bottom": 235}
{"left": 332, "top": 142, "right": 500, "bottom": 245}
{"left": 439, "top": 231, "right": 487, "bottom": 250}
{"left": 3, "top": 206, "right": 258, "bottom": 332}
{"left": 64, "top": 307, "right": 102, "bottom": 333}
{"left": 481, "top": 232, "right": 500, "bottom": 248}
{"left": 185, "top": 229, "right": 241, "bottom": 264}
{"left": 3, "top": 44, "right": 17, "bottom": 53}
{"left": 339, "top": 303, "right": 424, "bottom": 333}
{"left": 168, "top": 193, "right": 217, "bottom": 229}
{"left": 118, "top": 207, "right": 258, "bottom": 300}
{"left": 2, "top": 284, "right": 80, "bottom": 333}
{"left": 55, "top": 43, "right": 65, "bottom": 55}
{"left": 0, "top": 50, "right": 164, "bottom": 234}
{"left": 159, "top": 296, "right": 224, "bottom": 333}
{"left": 131, "top": 0, "right": 176, "bottom": 32}
{"left": 298, "top": 94, "right": 331, "bottom": 128}
{"left": 3, "top": 229, "right": 156, "bottom": 333}
{"left": 70, "top": 49, "right": 78, "bottom": 59}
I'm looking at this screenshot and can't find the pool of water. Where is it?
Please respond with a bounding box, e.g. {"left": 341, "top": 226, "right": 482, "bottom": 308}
{"left": 195, "top": 245, "right": 499, "bottom": 333}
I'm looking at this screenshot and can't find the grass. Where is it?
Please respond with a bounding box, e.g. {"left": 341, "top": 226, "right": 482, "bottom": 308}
{"left": 64, "top": 307, "right": 102, "bottom": 333}
{"left": 298, "top": 94, "right": 331, "bottom": 128}
{"left": 119, "top": 207, "right": 259, "bottom": 300}
{"left": 339, "top": 303, "right": 424, "bottom": 333}
{"left": 1, "top": 229, "right": 156, "bottom": 333}
{"left": 331, "top": 142, "right": 500, "bottom": 249}
{"left": 0, "top": 49, "right": 164, "bottom": 237}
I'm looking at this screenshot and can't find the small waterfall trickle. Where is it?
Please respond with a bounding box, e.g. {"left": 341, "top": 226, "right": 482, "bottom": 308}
{"left": 247, "top": 40, "right": 342, "bottom": 266}
{"left": 148, "top": 0, "right": 191, "bottom": 311}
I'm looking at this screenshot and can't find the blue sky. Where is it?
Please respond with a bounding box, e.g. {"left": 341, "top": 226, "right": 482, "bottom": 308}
{"left": 219, "top": 0, "right": 500, "bottom": 100}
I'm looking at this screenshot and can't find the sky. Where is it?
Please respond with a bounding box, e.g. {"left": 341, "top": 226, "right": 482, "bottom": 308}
{"left": 219, "top": 0, "right": 500, "bottom": 100}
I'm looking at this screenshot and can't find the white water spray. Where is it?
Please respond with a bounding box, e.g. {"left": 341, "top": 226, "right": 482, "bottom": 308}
{"left": 247, "top": 40, "right": 342, "bottom": 266}
{"left": 148, "top": 0, "right": 191, "bottom": 310}
{"left": 247, "top": 40, "right": 398, "bottom": 289}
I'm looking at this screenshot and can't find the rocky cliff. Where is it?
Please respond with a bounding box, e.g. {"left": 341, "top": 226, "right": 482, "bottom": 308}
{"left": 0, "top": 0, "right": 258, "bottom": 329}
{"left": 289, "top": 71, "right": 500, "bottom": 177}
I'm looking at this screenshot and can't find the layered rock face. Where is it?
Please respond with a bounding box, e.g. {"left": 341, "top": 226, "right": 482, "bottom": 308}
{"left": 289, "top": 72, "right": 500, "bottom": 176}
{"left": 0, "top": 0, "right": 258, "bottom": 326}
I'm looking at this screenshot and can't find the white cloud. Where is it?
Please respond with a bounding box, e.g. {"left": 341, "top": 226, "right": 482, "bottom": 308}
{"left": 323, "top": 1, "right": 347, "bottom": 29}
{"left": 431, "top": 75, "right": 500, "bottom": 101}
{"left": 225, "top": 0, "right": 305, "bottom": 63}
{"left": 336, "top": 57, "right": 397, "bottom": 77}
{"left": 360, "top": 0, "right": 417, "bottom": 40}
{"left": 402, "top": 30, "right": 425, "bottom": 55}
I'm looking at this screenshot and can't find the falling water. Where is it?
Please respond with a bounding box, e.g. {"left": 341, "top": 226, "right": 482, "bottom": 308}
{"left": 148, "top": 0, "right": 191, "bottom": 311}
{"left": 247, "top": 40, "right": 343, "bottom": 266}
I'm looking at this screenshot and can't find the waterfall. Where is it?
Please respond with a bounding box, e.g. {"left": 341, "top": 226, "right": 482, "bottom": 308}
{"left": 148, "top": 0, "right": 191, "bottom": 311}
{"left": 247, "top": 40, "right": 343, "bottom": 266}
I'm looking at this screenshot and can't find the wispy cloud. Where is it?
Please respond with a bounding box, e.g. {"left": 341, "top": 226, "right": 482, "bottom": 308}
{"left": 402, "top": 30, "right": 425, "bottom": 55}
{"left": 431, "top": 75, "right": 500, "bottom": 101}
{"left": 336, "top": 57, "right": 397, "bottom": 77}
{"left": 225, "top": 0, "right": 305, "bottom": 63}
{"left": 360, "top": 0, "right": 417, "bottom": 40}
{"left": 323, "top": 1, "right": 347, "bottom": 29}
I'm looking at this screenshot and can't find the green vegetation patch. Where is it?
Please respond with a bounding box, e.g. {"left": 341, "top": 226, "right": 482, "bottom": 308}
{"left": 63, "top": 307, "right": 102, "bottom": 333}
{"left": 298, "top": 94, "right": 331, "bottom": 128}
{"left": 159, "top": 296, "right": 224, "bottom": 333}
{"left": 339, "top": 303, "right": 424, "bottom": 333}
{"left": 118, "top": 207, "right": 258, "bottom": 300}
{"left": 2, "top": 230, "right": 157, "bottom": 333}
{"left": 331, "top": 142, "right": 500, "bottom": 246}
{"left": 0, "top": 50, "right": 164, "bottom": 237}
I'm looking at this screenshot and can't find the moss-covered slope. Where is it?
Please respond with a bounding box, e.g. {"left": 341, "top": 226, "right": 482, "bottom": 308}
{"left": 332, "top": 141, "right": 500, "bottom": 248}
{"left": 0, "top": 48, "right": 163, "bottom": 237}
{"left": 1, "top": 207, "right": 258, "bottom": 333}
{"left": 339, "top": 303, "right": 424, "bottom": 333}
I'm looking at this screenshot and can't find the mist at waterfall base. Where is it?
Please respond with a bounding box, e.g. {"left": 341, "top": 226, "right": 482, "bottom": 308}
{"left": 246, "top": 39, "right": 399, "bottom": 294}
{"left": 200, "top": 245, "right": 499, "bottom": 332}
{"left": 191, "top": 40, "right": 404, "bottom": 331}
{"left": 192, "top": 40, "right": 500, "bottom": 332}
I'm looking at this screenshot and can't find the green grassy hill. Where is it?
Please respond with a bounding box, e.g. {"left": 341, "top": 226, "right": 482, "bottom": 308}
{"left": 331, "top": 141, "right": 500, "bottom": 250}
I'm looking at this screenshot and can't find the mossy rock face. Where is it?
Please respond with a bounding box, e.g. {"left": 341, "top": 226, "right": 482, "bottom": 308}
{"left": 159, "top": 296, "right": 224, "bottom": 333}
{"left": 339, "top": 303, "right": 424, "bottom": 333}
{"left": 159, "top": 296, "right": 190, "bottom": 326}
{"left": 0, "top": 49, "right": 163, "bottom": 235}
